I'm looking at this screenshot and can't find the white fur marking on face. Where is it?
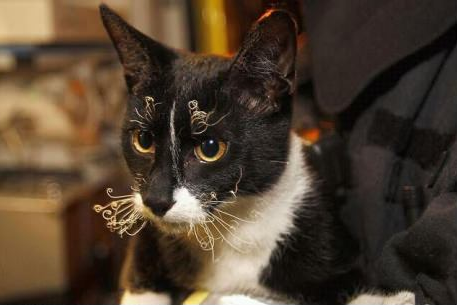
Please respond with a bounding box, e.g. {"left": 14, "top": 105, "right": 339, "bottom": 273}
{"left": 169, "top": 100, "right": 181, "bottom": 182}
{"left": 348, "top": 291, "right": 415, "bottom": 305}
{"left": 121, "top": 290, "right": 171, "bottom": 305}
{"left": 163, "top": 187, "right": 206, "bottom": 223}
{"left": 201, "top": 133, "right": 312, "bottom": 297}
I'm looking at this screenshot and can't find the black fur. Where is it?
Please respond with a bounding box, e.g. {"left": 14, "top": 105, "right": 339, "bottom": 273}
{"left": 100, "top": 4, "right": 359, "bottom": 304}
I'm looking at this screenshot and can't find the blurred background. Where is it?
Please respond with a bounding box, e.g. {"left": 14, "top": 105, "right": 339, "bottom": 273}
{"left": 0, "top": 0, "right": 329, "bottom": 304}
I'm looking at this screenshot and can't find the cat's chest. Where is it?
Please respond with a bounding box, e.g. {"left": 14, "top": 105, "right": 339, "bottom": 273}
{"left": 197, "top": 244, "right": 273, "bottom": 296}
{"left": 194, "top": 196, "right": 301, "bottom": 296}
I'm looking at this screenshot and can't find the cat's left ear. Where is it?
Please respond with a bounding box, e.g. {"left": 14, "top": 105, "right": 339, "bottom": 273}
{"left": 100, "top": 4, "right": 177, "bottom": 96}
{"left": 229, "top": 10, "right": 297, "bottom": 114}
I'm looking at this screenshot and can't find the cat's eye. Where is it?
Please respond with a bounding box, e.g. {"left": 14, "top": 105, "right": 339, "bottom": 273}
{"left": 194, "top": 138, "right": 227, "bottom": 162}
{"left": 132, "top": 129, "right": 155, "bottom": 154}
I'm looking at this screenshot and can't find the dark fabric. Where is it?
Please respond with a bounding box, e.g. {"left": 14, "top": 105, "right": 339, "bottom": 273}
{"left": 302, "top": 0, "right": 457, "bottom": 114}
{"left": 341, "top": 32, "right": 457, "bottom": 304}
{"left": 376, "top": 193, "right": 457, "bottom": 304}
{"left": 302, "top": 1, "right": 457, "bottom": 304}
{"left": 367, "top": 109, "right": 455, "bottom": 170}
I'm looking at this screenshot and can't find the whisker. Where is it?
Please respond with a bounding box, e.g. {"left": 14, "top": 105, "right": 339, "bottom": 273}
{"left": 209, "top": 211, "right": 255, "bottom": 247}
{"left": 106, "top": 188, "right": 133, "bottom": 199}
{"left": 134, "top": 107, "right": 147, "bottom": 121}
{"left": 213, "top": 208, "right": 256, "bottom": 224}
{"left": 207, "top": 218, "right": 247, "bottom": 254}
{"left": 193, "top": 222, "right": 216, "bottom": 261}
{"left": 144, "top": 96, "right": 162, "bottom": 114}
{"left": 114, "top": 202, "right": 135, "bottom": 216}
{"left": 93, "top": 189, "right": 147, "bottom": 237}
{"left": 188, "top": 100, "right": 231, "bottom": 135}
{"left": 130, "top": 185, "right": 140, "bottom": 192}
{"left": 269, "top": 160, "right": 289, "bottom": 164}
{"left": 124, "top": 222, "right": 147, "bottom": 236}
{"left": 129, "top": 119, "right": 147, "bottom": 128}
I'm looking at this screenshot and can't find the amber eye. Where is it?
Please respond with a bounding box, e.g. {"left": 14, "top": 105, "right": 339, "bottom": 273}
{"left": 132, "top": 130, "right": 155, "bottom": 154}
{"left": 194, "top": 138, "right": 227, "bottom": 162}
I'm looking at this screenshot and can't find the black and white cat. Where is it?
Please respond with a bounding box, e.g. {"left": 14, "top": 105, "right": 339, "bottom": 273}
{"left": 98, "top": 5, "right": 415, "bottom": 305}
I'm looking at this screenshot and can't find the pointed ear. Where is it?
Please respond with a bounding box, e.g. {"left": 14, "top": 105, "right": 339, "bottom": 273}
{"left": 99, "top": 4, "right": 177, "bottom": 95}
{"left": 229, "top": 10, "right": 297, "bottom": 114}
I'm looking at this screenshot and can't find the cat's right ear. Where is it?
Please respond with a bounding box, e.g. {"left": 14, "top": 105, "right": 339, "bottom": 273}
{"left": 228, "top": 10, "right": 297, "bottom": 115}
{"left": 100, "top": 4, "right": 177, "bottom": 95}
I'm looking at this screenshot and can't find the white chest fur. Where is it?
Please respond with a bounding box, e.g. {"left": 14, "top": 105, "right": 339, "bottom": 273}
{"left": 198, "top": 134, "right": 312, "bottom": 297}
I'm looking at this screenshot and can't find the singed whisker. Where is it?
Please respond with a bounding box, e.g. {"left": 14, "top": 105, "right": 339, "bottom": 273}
{"left": 188, "top": 100, "right": 231, "bottom": 135}
{"left": 93, "top": 189, "right": 147, "bottom": 237}
{"left": 134, "top": 107, "right": 147, "bottom": 121}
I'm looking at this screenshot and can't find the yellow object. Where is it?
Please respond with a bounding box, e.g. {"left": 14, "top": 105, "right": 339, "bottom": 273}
{"left": 183, "top": 290, "right": 210, "bottom": 305}
{"left": 194, "top": 0, "right": 228, "bottom": 54}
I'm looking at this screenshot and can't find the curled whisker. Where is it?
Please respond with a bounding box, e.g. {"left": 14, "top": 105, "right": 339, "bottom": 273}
{"left": 144, "top": 96, "right": 161, "bottom": 113}
{"left": 200, "top": 166, "right": 243, "bottom": 207}
{"left": 106, "top": 188, "right": 133, "bottom": 199}
{"left": 190, "top": 222, "right": 217, "bottom": 261}
{"left": 134, "top": 107, "right": 148, "bottom": 121}
{"left": 93, "top": 189, "right": 147, "bottom": 237}
{"left": 130, "top": 185, "right": 141, "bottom": 192}
{"left": 232, "top": 167, "right": 242, "bottom": 195}
{"left": 143, "top": 96, "right": 162, "bottom": 122}
{"left": 188, "top": 100, "right": 230, "bottom": 135}
{"left": 124, "top": 222, "right": 147, "bottom": 236}
{"left": 131, "top": 173, "right": 147, "bottom": 193}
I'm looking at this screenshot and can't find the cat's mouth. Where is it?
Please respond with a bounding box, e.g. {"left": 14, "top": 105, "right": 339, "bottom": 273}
{"left": 147, "top": 198, "right": 258, "bottom": 255}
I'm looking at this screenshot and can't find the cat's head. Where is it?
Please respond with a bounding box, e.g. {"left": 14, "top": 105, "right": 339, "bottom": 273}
{"left": 100, "top": 5, "right": 297, "bottom": 231}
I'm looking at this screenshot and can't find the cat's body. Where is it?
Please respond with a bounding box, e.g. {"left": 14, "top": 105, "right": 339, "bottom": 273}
{"left": 120, "top": 133, "right": 358, "bottom": 304}
{"left": 98, "top": 5, "right": 415, "bottom": 305}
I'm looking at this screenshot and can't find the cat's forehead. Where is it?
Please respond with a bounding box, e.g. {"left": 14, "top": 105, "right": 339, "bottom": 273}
{"left": 144, "top": 54, "right": 232, "bottom": 118}
{"left": 170, "top": 54, "right": 231, "bottom": 98}
{"left": 173, "top": 54, "right": 231, "bottom": 82}
{"left": 128, "top": 54, "right": 233, "bottom": 129}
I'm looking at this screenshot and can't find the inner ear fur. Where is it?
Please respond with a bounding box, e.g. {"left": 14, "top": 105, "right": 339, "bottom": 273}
{"left": 100, "top": 4, "right": 177, "bottom": 96}
{"left": 229, "top": 9, "right": 298, "bottom": 114}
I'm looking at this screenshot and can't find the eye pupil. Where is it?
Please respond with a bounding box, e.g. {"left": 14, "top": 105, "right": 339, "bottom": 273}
{"left": 138, "top": 131, "right": 153, "bottom": 149}
{"left": 201, "top": 139, "right": 220, "bottom": 158}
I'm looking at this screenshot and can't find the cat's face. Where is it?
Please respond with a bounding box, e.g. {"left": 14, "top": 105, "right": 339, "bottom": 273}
{"left": 100, "top": 6, "right": 297, "bottom": 231}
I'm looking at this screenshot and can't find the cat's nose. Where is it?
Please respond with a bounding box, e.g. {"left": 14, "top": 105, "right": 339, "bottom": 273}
{"left": 144, "top": 196, "right": 173, "bottom": 217}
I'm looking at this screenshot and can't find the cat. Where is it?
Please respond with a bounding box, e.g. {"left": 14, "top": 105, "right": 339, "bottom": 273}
{"left": 98, "top": 4, "right": 415, "bottom": 305}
